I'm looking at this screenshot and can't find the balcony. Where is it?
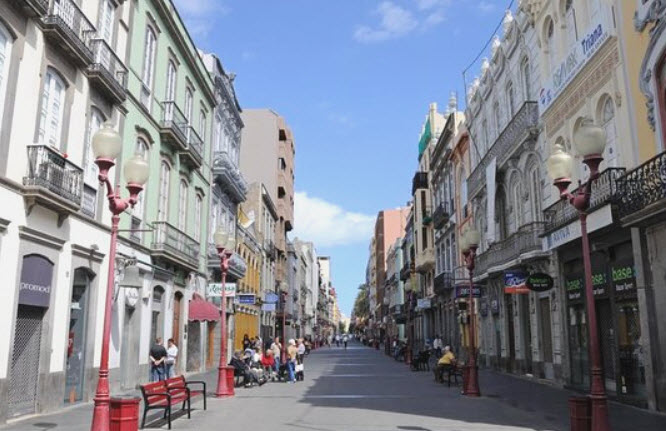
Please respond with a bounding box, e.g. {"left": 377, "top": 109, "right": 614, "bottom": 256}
{"left": 543, "top": 168, "right": 625, "bottom": 233}
{"left": 434, "top": 271, "right": 454, "bottom": 295}
{"left": 42, "top": 0, "right": 95, "bottom": 67}
{"left": 23, "top": 145, "right": 82, "bottom": 224}
{"left": 9, "top": 0, "right": 48, "bottom": 17}
{"left": 179, "top": 127, "right": 204, "bottom": 168}
{"left": 433, "top": 203, "right": 452, "bottom": 229}
{"left": 151, "top": 221, "right": 200, "bottom": 271}
{"left": 86, "top": 39, "right": 127, "bottom": 104}
{"left": 160, "top": 101, "right": 188, "bottom": 150}
{"left": 399, "top": 263, "right": 412, "bottom": 281}
{"left": 265, "top": 239, "right": 276, "bottom": 261}
{"left": 614, "top": 151, "right": 666, "bottom": 226}
{"left": 212, "top": 151, "right": 248, "bottom": 203}
{"left": 415, "top": 247, "right": 435, "bottom": 273}
{"left": 412, "top": 172, "right": 429, "bottom": 195}
{"left": 228, "top": 253, "right": 247, "bottom": 280}
{"left": 468, "top": 101, "right": 539, "bottom": 197}
{"left": 475, "top": 222, "right": 546, "bottom": 276}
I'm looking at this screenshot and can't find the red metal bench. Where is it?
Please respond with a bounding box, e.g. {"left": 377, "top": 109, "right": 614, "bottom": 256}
{"left": 139, "top": 380, "right": 190, "bottom": 430}
{"left": 166, "top": 375, "right": 207, "bottom": 410}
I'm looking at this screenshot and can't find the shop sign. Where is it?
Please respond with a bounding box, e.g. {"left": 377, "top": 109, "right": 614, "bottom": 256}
{"left": 236, "top": 294, "right": 256, "bottom": 305}
{"left": 264, "top": 292, "right": 279, "bottom": 303}
{"left": 538, "top": 15, "right": 612, "bottom": 115}
{"left": 543, "top": 205, "right": 614, "bottom": 250}
{"left": 504, "top": 271, "right": 530, "bottom": 294}
{"left": 261, "top": 303, "right": 276, "bottom": 312}
{"left": 612, "top": 263, "right": 637, "bottom": 295}
{"left": 526, "top": 273, "right": 554, "bottom": 292}
{"left": 18, "top": 255, "right": 54, "bottom": 308}
{"left": 416, "top": 298, "right": 432, "bottom": 310}
{"left": 566, "top": 271, "right": 608, "bottom": 301}
{"left": 207, "top": 283, "right": 236, "bottom": 298}
{"left": 455, "top": 285, "right": 482, "bottom": 298}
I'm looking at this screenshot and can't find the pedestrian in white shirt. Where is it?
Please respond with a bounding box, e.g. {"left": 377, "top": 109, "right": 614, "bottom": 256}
{"left": 166, "top": 338, "right": 179, "bottom": 378}
{"left": 433, "top": 335, "right": 443, "bottom": 357}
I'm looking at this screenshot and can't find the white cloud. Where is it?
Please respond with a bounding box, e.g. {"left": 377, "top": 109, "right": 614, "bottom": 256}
{"left": 354, "top": 2, "right": 418, "bottom": 43}
{"left": 477, "top": 1, "right": 496, "bottom": 13}
{"left": 293, "top": 192, "right": 375, "bottom": 247}
{"left": 173, "top": 0, "right": 229, "bottom": 38}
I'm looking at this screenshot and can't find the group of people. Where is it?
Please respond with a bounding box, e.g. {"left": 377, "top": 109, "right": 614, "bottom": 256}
{"left": 149, "top": 337, "right": 179, "bottom": 382}
{"left": 229, "top": 336, "right": 309, "bottom": 387}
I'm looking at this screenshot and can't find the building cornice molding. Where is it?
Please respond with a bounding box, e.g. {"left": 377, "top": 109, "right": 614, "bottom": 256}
{"left": 18, "top": 226, "right": 66, "bottom": 250}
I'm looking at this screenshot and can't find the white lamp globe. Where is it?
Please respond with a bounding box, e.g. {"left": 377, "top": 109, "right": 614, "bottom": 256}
{"left": 123, "top": 154, "right": 150, "bottom": 185}
{"left": 467, "top": 228, "right": 481, "bottom": 248}
{"left": 574, "top": 118, "right": 606, "bottom": 157}
{"left": 213, "top": 227, "right": 228, "bottom": 249}
{"left": 226, "top": 235, "right": 236, "bottom": 251}
{"left": 92, "top": 123, "right": 122, "bottom": 160}
{"left": 547, "top": 147, "right": 574, "bottom": 180}
{"left": 460, "top": 231, "right": 470, "bottom": 253}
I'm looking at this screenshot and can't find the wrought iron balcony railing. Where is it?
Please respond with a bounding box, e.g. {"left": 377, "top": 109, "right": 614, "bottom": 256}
{"left": 433, "top": 202, "right": 452, "bottom": 229}
{"left": 468, "top": 101, "right": 539, "bottom": 197}
{"left": 434, "top": 271, "right": 454, "bottom": 295}
{"left": 10, "top": 0, "right": 48, "bottom": 17}
{"left": 23, "top": 145, "right": 83, "bottom": 209}
{"left": 180, "top": 127, "right": 204, "bottom": 168}
{"left": 412, "top": 171, "right": 429, "bottom": 195}
{"left": 212, "top": 151, "right": 248, "bottom": 203}
{"left": 151, "top": 221, "right": 199, "bottom": 268}
{"left": 475, "top": 222, "right": 546, "bottom": 276}
{"left": 615, "top": 151, "right": 666, "bottom": 224}
{"left": 543, "top": 168, "right": 625, "bottom": 233}
{"left": 160, "top": 101, "right": 188, "bottom": 148}
{"left": 87, "top": 38, "right": 127, "bottom": 104}
{"left": 43, "top": 0, "right": 95, "bottom": 66}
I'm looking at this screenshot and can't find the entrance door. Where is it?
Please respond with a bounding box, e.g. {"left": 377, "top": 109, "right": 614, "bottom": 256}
{"left": 187, "top": 321, "right": 201, "bottom": 372}
{"left": 505, "top": 295, "right": 516, "bottom": 372}
{"left": 9, "top": 305, "right": 44, "bottom": 417}
{"left": 597, "top": 300, "right": 618, "bottom": 393}
{"left": 173, "top": 292, "right": 182, "bottom": 344}
{"left": 64, "top": 269, "right": 91, "bottom": 403}
{"left": 539, "top": 298, "right": 554, "bottom": 378}
{"left": 520, "top": 295, "right": 533, "bottom": 374}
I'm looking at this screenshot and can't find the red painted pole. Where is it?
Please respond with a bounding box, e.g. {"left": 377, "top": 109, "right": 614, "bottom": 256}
{"left": 465, "top": 249, "right": 480, "bottom": 397}
{"left": 580, "top": 213, "right": 610, "bottom": 431}
{"left": 90, "top": 214, "right": 119, "bottom": 431}
{"left": 215, "top": 250, "right": 234, "bottom": 397}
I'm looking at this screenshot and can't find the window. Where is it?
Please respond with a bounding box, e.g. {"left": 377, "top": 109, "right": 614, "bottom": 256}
{"left": 199, "top": 110, "right": 206, "bottom": 140}
{"left": 131, "top": 138, "right": 149, "bottom": 240}
{"left": 165, "top": 61, "right": 176, "bottom": 102}
{"left": 158, "top": 161, "right": 170, "bottom": 221}
{"left": 507, "top": 82, "right": 515, "bottom": 117}
{"left": 565, "top": 0, "right": 578, "bottom": 50}
{"left": 194, "top": 194, "right": 202, "bottom": 242}
{"left": 213, "top": 113, "right": 223, "bottom": 152}
{"left": 38, "top": 69, "right": 66, "bottom": 148}
{"left": 546, "top": 19, "right": 555, "bottom": 69}
{"left": 184, "top": 88, "right": 193, "bottom": 124}
{"left": 0, "top": 22, "right": 13, "bottom": 125}
{"left": 511, "top": 181, "right": 522, "bottom": 231}
{"left": 141, "top": 27, "right": 157, "bottom": 109}
{"left": 278, "top": 157, "right": 286, "bottom": 170}
{"left": 98, "top": 0, "right": 114, "bottom": 43}
{"left": 494, "top": 101, "right": 501, "bottom": 137}
{"left": 601, "top": 98, "right": 617, "bottom": 167}
{"left": 521, "top": 58, "right": 531, "bottom": 101}
{"left": 528, "top": 165, "right": 542, "bottom": 222}
{"left": 83, "top": 108, "right": 104, "bottom": 187}
{"left": 178, "top": 180, "right": 187, "bottom": 232}
{"left": 460, "top": 168, "right": 468, "bottom": 217}
{"left": 210, "top": 200, "right": 219, "bottom": 243}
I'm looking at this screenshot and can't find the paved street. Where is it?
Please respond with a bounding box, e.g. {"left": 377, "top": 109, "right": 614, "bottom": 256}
{"left": 2, "top": 343, "right": 666, "bottom": 431}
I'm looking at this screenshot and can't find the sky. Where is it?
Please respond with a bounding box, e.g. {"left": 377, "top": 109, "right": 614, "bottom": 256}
{"left": 175, "top": 0, "right": 510, "bottom": 315}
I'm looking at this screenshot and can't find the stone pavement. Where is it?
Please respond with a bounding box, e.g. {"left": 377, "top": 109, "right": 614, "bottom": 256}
{"left": 2, "top": 343, "right": 666, "bottom": 431}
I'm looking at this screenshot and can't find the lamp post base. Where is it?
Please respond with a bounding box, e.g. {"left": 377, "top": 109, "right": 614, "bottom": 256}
{"left": 90, "top": 395, "right": 110, "bottom": 431}
{"left": 215, "top": 365, "right": 235, "bottom": 398}
{"left": 464, "top": 364, "right": 481, "bottom": 397}
{"left": 590, "top": 394, "right": 611, "bottom": 431}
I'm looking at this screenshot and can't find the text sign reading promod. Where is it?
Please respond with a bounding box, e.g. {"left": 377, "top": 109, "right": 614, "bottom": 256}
{"left": 207, "top": 283, "right": 236, "bottom": 298}
{"left": 526, "top": 273, "right": 554, "bottom": 292}
{"left": 19, "top": 255, "right": 54, "bottom": 308}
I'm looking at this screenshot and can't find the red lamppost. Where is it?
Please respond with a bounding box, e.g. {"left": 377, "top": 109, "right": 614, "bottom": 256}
{"left": 90, "top": 124, "right": 149, "bottom": 431}
{"left": 547, "top": 118, "right": 611, "bottom": 431}
{"left": 213, "top": 226, "right": 236, "bottom": 398}
{"left": 460, "top": 227, "right": 481, "bottom": 397}
{"left": 280, "top": 289, "right": 288, "bottom": 363}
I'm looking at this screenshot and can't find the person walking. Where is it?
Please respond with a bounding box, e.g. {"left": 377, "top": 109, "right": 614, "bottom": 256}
{"left": 271, "top": 337, "right": 282, "bottom": 375}
{"left": 296, "top": 339, "right": 306, "bottom": 381}
{"left": 242, "top": 334, "right": 251, "bottom": 351}
{"left": 165, "top": 338, "right": 179, "bottom": 378}
{"left": 149, "top": 337, "right": 167, "bottom": 382}
{"left": 433, "top": 335, "right": 443, "bottom": 358}
{"left": 287, "top": 339, "right": 298, "bottom": 383}
{"left": 335, "top": 334, "right": 340, "bottom": 347}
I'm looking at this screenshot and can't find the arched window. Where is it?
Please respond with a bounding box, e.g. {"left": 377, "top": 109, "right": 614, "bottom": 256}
{"left": 511, "top": 179, "right": 522, "bottom": 232}
{"left": 141, "top": 26, "right": 157, "bottom": 109}
{"left": 494, "top": 101, "right": 501, "bottom": 137}
{"left": 545, "top": 18, "right": 556, "bottom": 69}
{"left": 178, "top": 179, "right": 188, "bottom": 232}
{"left": 38, "top": 69, "right": 66, "bottom": 148}
{"left": 506, "top": 81, "right": 515, "bottom": 117}
{"left": 131, "top": 138, "right": 150, "bottom": 240}
{"left": 158, "top": 161, "right": 170, "bottom": 221}
{"left": 601, "top": 97, "right": 617, "bottom": 167}
{"left": 521, "top": 58, "right": 531, "bottom": 101}
{"left": 165, "top": 60, "right": 176, "bottom": 103}
{"left": 84, "top": 108, "right": 104, "bottom": 187}
{"left": 0, "top": 22, "right": 13, "bottom": 126}
{"left": 194, "top": 193, "right": 202, "bottom": 242}
{"left": 564, "top": 0, "right": 578, "bottom": 50}
{"left": 98, "top": 0, "right": 114, "bottom": 43}
{"left": 184, "top": 88, "right": 193, "bottom": 124}
{"left": 213, "top": 113, "right": 223, "bottom": 152}
{"left": 528, "top": 164, "right": 542, "bottom": 222}
{"left": 199, "top": 109, "right": 206, "bottom": 141}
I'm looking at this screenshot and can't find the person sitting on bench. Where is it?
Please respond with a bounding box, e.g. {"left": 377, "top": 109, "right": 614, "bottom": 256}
{"left": 435, "top": 346, "right": 456, "bottom": 383}
{"left": 230, "top": 351, "right": 260, "bottom": 387}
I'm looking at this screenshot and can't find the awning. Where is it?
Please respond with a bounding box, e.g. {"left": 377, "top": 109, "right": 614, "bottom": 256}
{"left": 189, "top": 293, "right": 220, "bottom": 322}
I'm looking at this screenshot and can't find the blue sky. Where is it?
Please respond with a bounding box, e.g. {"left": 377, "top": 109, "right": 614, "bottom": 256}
{"left": 176, "top": 0, "right": 508, "bottom": 315}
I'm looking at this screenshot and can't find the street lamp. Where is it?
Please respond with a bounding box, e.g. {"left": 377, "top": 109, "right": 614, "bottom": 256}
{"left": 460, "top": 226, "right": 481, "bottom": 397}
{"left": 90, "top": 123, "right": 149, "bottom": 431}
{"left": 213, "top": 225, "right": 236, "bottom": 398}
{"left": 279, "top": 287, "right": 288, "bottom": 363}
{"left": 547, "top": 118, "right": 611, "bottom": 431}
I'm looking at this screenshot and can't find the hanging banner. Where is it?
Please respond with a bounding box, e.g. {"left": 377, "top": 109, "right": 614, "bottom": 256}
{"left": 207, "top": 283, "right": 236, "bottom": 298}
{"left": 486, "top": 158, "right": 497, "bottom": 243}
{"left": 264, "top": 292, "right": 279, "bottom": 303}
{"left": 504, "top": 271, "right": 530, "bottom": 294}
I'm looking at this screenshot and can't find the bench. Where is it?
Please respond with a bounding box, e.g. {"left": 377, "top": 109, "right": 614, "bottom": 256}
{"left": 140, "top": 380, "right": 189, "bottom": 430}
{"left": 434, "top": 363, "right": 463, "bottom": 387}
{"left": 411, "top": 350, "right": 430, "bottom": 371}
{"left": 166, "top": 375, "right": 207, "bottom": 410}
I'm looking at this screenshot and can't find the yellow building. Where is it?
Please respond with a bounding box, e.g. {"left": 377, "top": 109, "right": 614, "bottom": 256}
{"left": 234, "top": 209, "right": 262, "bottom": 351}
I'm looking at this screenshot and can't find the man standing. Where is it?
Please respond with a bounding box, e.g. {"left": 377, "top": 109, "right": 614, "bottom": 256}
{"left": 343, "top": 334, "right": 348, "bottom": 350}
{"left": 287, "top": 339, "right": 298, "bottom": 383}
{"left": 149, "top": 337, "right": 168, "bottom": 382}
{"left": 433, "top": 335, "right": 443, "bottom": 357}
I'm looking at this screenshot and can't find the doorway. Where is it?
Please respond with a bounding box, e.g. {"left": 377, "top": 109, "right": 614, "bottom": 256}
{"left": 9, "top": 305, "right": 44, "bottom": 417}
{"left": 64, "top": 269, "right": 91, "bottom": 404}
{"left": 173, "top": 292, "right": 183, "bottom": 344}
{"left": 519, "top": 295, "right": 533, "bottom": 374}
{"left": 539, "top": 297, "right": 554, "bottom": 379}
{"left": 505, "top": 295, "right": 516, "bottom": 372}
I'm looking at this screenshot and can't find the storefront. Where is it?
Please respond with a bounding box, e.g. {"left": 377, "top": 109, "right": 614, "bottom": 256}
{"left": 562, "top": 237, "right": 646, "bottom": 406}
